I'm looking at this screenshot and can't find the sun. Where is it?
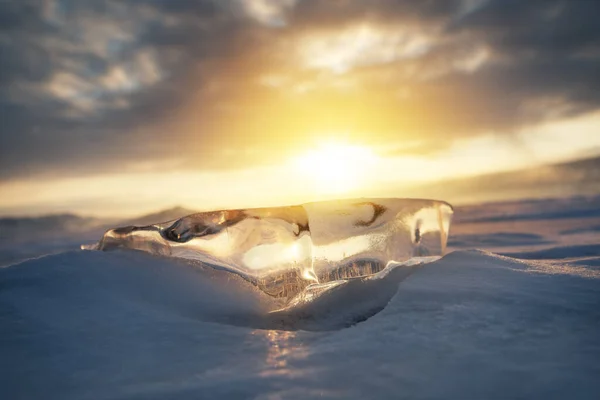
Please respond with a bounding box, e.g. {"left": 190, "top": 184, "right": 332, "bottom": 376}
{"left": 292, "top": 141, "right": 377, "bottom": 194}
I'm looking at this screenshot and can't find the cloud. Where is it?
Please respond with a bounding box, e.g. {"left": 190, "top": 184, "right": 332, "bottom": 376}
{"left": 239, "top": 0, "right": 298, "bottom": 27}
{"left": 297, "top": 24, "right": 433, "bottom": 73}
{"left": 1, "top": 0, "right": 600, "bottom": 181}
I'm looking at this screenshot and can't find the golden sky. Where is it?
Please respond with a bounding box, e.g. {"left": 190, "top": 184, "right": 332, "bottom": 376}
{"left": 1, "top": 1, "right": 600, "bottom": 216}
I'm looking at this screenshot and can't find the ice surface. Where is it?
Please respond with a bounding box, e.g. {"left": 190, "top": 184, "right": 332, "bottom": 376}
{"left": 85, "top": 198, "right": 453, "bottom": 301}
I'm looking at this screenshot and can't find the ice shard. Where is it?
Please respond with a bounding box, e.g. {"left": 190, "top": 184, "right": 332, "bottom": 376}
{"left": 84, "top": 198, "right": 453, "bottom": 300}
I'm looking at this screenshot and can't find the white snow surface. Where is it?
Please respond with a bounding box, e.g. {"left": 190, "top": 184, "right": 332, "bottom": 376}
{"left": 1, "top": 196, "right": 600, "bottom": 399}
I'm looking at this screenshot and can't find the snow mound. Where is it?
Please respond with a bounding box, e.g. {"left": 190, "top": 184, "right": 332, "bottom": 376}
{"left": 2, "top": 249, "right": 600, "bottom": 399}
{"left": 0, "top": 250, "right": 421, "bottom": 331}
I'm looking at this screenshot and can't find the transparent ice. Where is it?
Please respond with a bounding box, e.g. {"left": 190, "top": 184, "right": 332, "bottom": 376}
{"left": 84, "top": 198, "right": 453, "bottom": 302}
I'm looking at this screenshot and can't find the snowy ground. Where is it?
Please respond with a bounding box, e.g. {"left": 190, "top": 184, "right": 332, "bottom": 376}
{"left": 1, "top": 196, "right": 600, "bottom": 399}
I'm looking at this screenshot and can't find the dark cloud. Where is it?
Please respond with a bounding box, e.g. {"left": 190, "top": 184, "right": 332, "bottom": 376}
{"left": 439, "top": 0, "right": 600, "bottom": 126}
{"left": 1, "top": 0, "right": 600, "bottom": 181}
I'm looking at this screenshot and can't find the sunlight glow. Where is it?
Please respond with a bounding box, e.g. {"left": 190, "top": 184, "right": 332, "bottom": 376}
{"left": 2, "top": 112, "right": 600, "bottom": 217}
{"left": 292, "top": 142, "right": 378, "bottom": 194}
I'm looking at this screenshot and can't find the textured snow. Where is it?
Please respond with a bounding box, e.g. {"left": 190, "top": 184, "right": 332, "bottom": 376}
{"left": 1, "top": 197, "right": 600, "bottom": 399}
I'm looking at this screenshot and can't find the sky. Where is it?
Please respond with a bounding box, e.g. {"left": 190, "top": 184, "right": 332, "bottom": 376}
{"left": 1, "top": 0, "right": 600, "bottom": 217}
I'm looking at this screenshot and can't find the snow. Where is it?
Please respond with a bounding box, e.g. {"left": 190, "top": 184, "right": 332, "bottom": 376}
{"left": 1, "top": 196, "right": 600, "bottom": 399}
